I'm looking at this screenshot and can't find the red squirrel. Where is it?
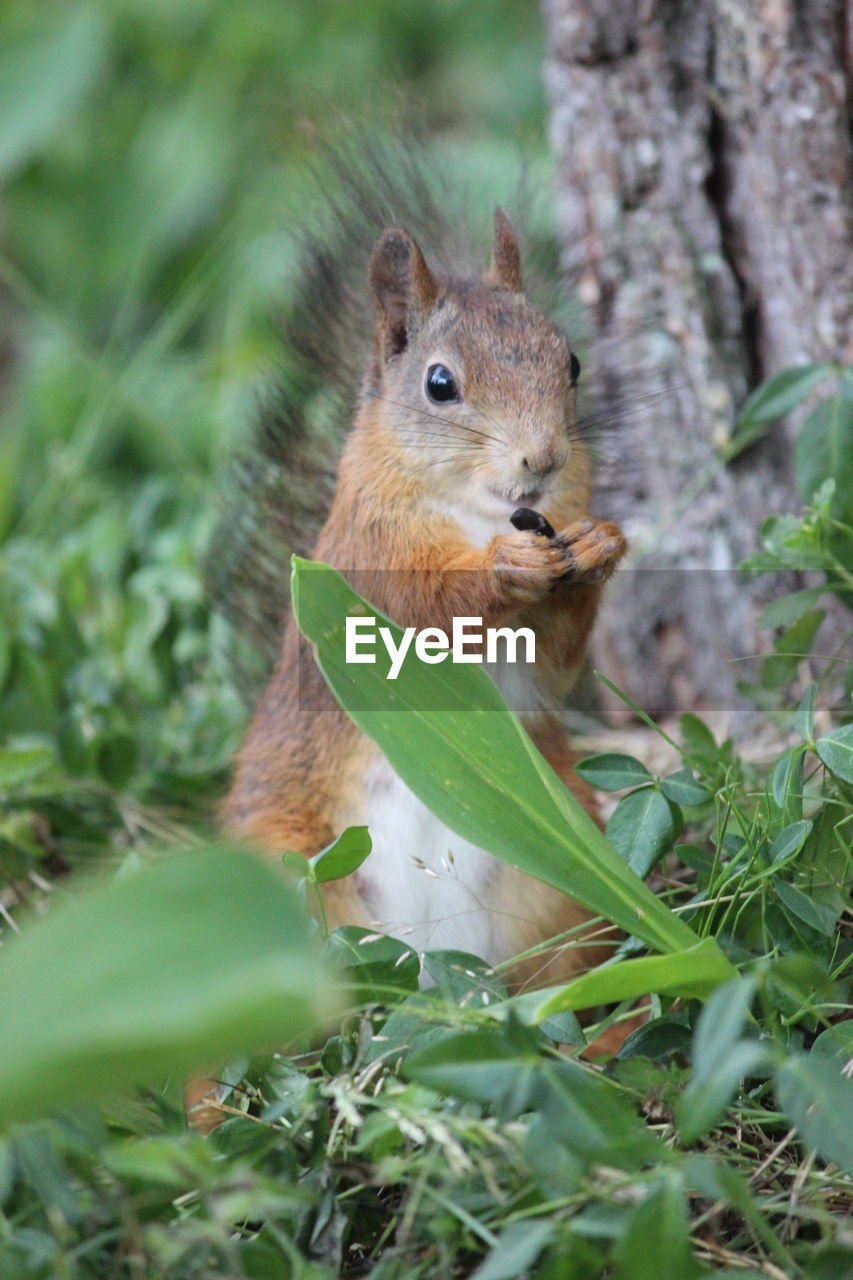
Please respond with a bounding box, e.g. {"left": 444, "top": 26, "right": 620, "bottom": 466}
{"left": 221, "top": 209, "right": 627, "bottom": 990}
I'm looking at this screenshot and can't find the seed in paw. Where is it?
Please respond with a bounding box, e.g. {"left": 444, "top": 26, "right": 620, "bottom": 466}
{"left": 510, "top": 507, "right": 556, "bottom": 539}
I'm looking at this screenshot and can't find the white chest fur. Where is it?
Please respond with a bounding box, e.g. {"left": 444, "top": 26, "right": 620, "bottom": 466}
{"left": 346, "top": 654, "right": 547, "bottom": 963}
{"left": 353, "top": 754, "right": 503, "bottom": 960}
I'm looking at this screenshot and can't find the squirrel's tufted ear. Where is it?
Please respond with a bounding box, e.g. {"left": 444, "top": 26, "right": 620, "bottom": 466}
{"left": 485, "top": 207, "right": 523, "bottom": 293}
{"left": 368, "top": 228, "right": 438, "bottom": 359}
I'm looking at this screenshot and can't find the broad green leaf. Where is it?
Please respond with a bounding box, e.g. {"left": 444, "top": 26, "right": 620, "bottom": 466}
{"left": 291, "top": 560, "right": 708, "bottom": 959}
{"left": 0, "top": 747, "right": 53, "bottom": 790}
{"left": 738, "top": 365, "right": 831, "bottom": 428}
{"left": 816, "top": 725, "right": 853, "bottom": 783}
{"left": 310, "top": 826, "right": 372, "bottom": 883}
{"left": 537, "top": 1007, "right": 585, "bottom": 1047}
{"left": 792, "top": 683, "right": 818, "bottom": 741}
{"left": 469, "top": 1221, "right": 554, "bottom": 1280}
{"left": 0, "top": 847, "right": 333, "bottom": 1125}
{"left": 521, "top": 940, "right": 734, "bottom": 1023}
{"left": 537, "top": 1058, "right": 661, "bottom": 1170}
{"left": 406, "top": 1027, "right": 658, "bottom": 1168}
{"left": 403, "top": 1022, "right": 543, "bottom": 1115}
{"left": 423, "top": 950, "right": 507, "bottom": 1008}
{"left": 95, "top": 732, "right": 138, "bottom": 791}
{"left": 612, "top": 1177, "right": 702, "bottom": 1280}
{"left": 679, "top": 977, "right": 771, "bottom": 1143}
{"left": 761, "top": 612, "right": 824, "bottom": 689}
{"left": 767, "top": 820, "right": 813, "bottom": 867}
{"left": 771, "top": 745, "right": 805, "bottom": 830}
{"left": 104, "top": 1135, "right": 213, "bottom": 1190}
{"left": 811, "top": 1022, "right": 853, "bottom": 1066}
{"left": 660, "top": 767, "right": 712, "bottom": 807}
{"left": 606, "top": 787, "right": 682, "bottom": 877}
{"left": 679, "top": 712, "right": 718, "bottom": 763}
{"left": 676, "top": 843, "right": 716, "bottom": 886}
{"left": 794, "top": 395, "right": 853, "bottom": 518}
{"left": 776, "top": 1053, "right": 853, "bottom": 1173}
{"left": 0, "top": 9, "right": 109, "bottom": 178}
{"left": 617, "top": 1016, "right": 692, "bottom": 1062}
{"left": 758, "top": 587, "right": 827, "bottom": 630}
{"left": 362, "top": 989, "right": 448, "bottom": 1066}
{"left": 574, "top": 753, "right": 652, "bottom": 791}
{"left": 775, "top": 879, "right": 839, "bottom": 936}
{"left": 323, "top": 926, "right": 420, "bottom": 1002}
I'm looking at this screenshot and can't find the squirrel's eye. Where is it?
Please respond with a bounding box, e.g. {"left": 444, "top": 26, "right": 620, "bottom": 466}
{"left": 569, "top": 353, "right": 581, "bottom": 387}
{"left": 425, "top": 363, "right": 460, "bottom": 404}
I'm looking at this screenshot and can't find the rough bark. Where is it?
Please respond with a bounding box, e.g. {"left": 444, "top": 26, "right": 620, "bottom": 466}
{"left": 542, "top": 0, "right": 851, "bottom": 722}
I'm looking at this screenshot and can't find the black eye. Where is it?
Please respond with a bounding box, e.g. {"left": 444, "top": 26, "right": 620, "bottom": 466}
{"left": 425, "top": 363, "right": 460, "bottom": 404}
{"left": 569, "top": 352, "right": 581, "bottom": 387}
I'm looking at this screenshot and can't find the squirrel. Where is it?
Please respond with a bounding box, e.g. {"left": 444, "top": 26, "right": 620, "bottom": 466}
{"left": 215, "top": 156, "right": 628, "bottom": 993}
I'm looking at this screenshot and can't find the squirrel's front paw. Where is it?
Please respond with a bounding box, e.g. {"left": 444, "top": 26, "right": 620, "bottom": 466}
{"left": 553, "top": 518, "right": 627, "bottom": 585}
{"left": 492, "top": 516, "right": 626, "bottom": 601}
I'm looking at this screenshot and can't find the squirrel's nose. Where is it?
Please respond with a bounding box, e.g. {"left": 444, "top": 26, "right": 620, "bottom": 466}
{"left": 521, "top": 446, "right": 564, "bottom": 478}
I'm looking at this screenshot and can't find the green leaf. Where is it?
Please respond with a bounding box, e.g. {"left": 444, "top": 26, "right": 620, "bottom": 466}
{"left": 291, "top": 560, "right": 708, "bottom": 959}
{"left": 771, "top": 745, "right": 805, "bottom": 830}
{"left": 470, "top": 1221, "right": 554, "bottom": 1280}
{"left": 606, "top": 787, "right": 682, "bottom": 878}
{"left": 775, "top": 879, "right": 838, "bottom": 937}
{"left": 760, "top": 612, "right": 824, "bottom": 689}
{"left": 0, "top": 847, "right": 333, "bottom": 1125}
{"left": 660, "top": 768, "right": 712, "bottom": 807}
{"left": 95, "top": 732, "right": 138, "bottom": 791}
{"left": 538, "top": 1058, "right": 661, "bottom": 1170}
{"left": 776, "top": 1053, "right": 853, "bottom": 1173}
{"left": 758, "top": 587, "right": 828, "bottom": 630}
{"left": 676, "top": 843, "right": 716, "bottom": 886}
{"left": 403, "top": 1022, "right": 543, "bottom": 1114}
{"left": 574, "top": 753, "right": 652, "bottom": 791}
{"left": 679, "top": 977, "right": 771, "bottom": 1143}
{"left": 679, "top": 713, "right": 718, "bottom": 764}
{"left": 423, "top": 950, "right": 507, "bottom": 1008}
{"left": 816, "top": 725, "right": 853, "bottom": 783}
{"left": 767, "top": 820, "right": 813, "bottom": 867}
{"left": 612, "top": 1177, "right": 702, "bottom": 1280}
{"left": 738, "top": 365, "right": 832, "bottom": 428}
{"left": 793, "top": 683, "right": 818, "bottom": 741}
{"left": 0, "top": 747, "right": 53, "bottom": 790}
{"left": 323, "top": 926, "right": 420, "bottom": 1001}
{"left": 810, "top": 1022, "right": 853, "bottom": 1066}
{"left": 310, "top": 826, "right": 372, "bottom": 883}
{"left": 794, "top": 394, "right": 853, "bottom": 519}
{"left": 407, "top": 1026, "right": 659, "bottom": 1169}
{"left": 617, "top": 1016, "right": 692, "bottom": 1062}
{"left": 0, "top": 8, "right": 109, "bottom": 178}
{"left": 524, "top": 941, "right": 735, "bottom": 1023}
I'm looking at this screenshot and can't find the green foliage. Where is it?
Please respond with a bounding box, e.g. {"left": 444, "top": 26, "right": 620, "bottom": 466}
{"left": 291, "top": 558, "right": 704, "bottom": 958}
{"left": 0, "top": 845, "right": 333, "bottom": 1124}
{"left": 0, "top": 3, "right": 850, "bottom": 1269}
{"left": 735, "top": 364, "right": 853, "bottom": 719}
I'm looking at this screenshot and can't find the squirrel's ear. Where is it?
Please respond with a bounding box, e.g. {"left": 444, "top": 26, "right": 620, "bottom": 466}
{"left": 485, "top": 207, "right": 523, "bottom": 292}
{"left": 369, "top": 228, "right": 438, "bottom": 358}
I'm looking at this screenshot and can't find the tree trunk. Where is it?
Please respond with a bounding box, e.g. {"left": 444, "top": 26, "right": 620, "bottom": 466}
{"left": 542, "top": 0, "right": 851, "bottom": 723}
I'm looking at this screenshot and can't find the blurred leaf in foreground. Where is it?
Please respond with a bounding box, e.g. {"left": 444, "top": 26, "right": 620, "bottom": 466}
{"left": 0, "top": 845, "right": 334, "bottom": 1125}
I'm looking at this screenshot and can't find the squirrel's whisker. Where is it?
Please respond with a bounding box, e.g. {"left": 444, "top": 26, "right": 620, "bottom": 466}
{"left": 365, "top": 391, "right": 504, "bottom": 445}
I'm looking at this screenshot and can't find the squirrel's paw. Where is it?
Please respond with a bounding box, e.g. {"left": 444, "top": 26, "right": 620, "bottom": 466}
{"left": 492, "top": 517, "right": 626, "bottom": 600}
{"left": 553, "top": 518, "right": 627, "bottom": 585}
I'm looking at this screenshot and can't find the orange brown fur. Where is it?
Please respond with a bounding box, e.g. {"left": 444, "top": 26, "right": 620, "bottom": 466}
{"left": 223, "top": 213, "right": 626, "bottom": 984}
{"left": 189, "top": 214, "right": 630, "bottom": 1126}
